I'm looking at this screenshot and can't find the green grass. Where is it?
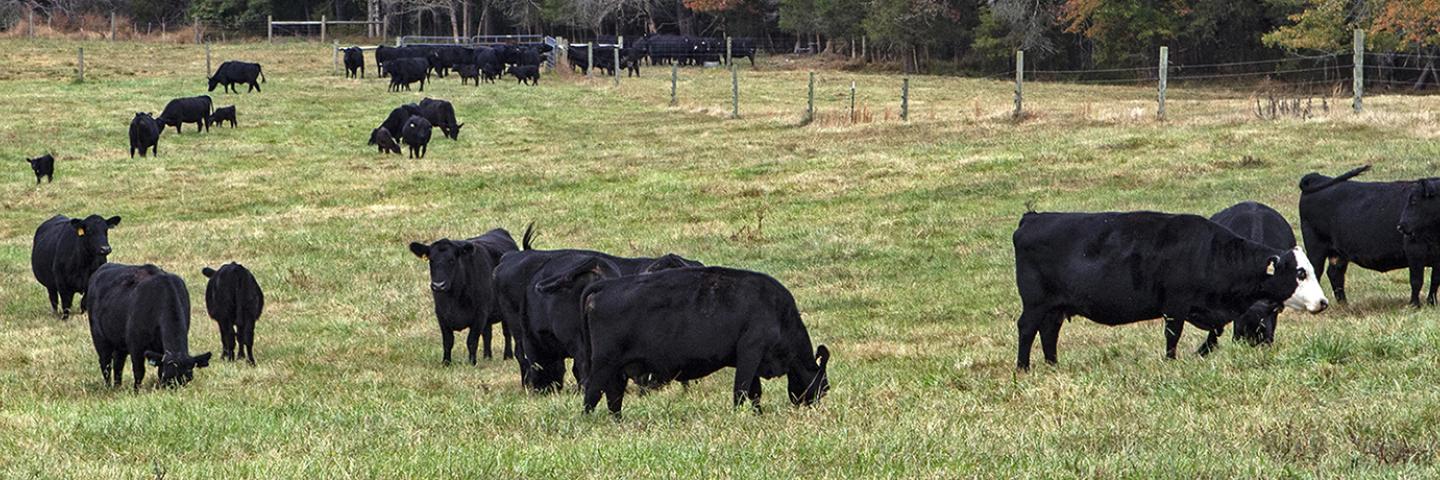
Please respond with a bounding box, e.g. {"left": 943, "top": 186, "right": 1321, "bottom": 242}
{"left": 3, "top": 38, "right": 1440, "bottom": 478}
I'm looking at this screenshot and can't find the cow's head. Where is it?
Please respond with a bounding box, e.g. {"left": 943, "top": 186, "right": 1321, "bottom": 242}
{"left": 69, "top": 215, "right": 120, "bottom": 258}
{"left": 1233, "top": 300, "right": 1281, "bottom": 346}
{"left": 443, "top": 123, "right": 464, "bottom": 141}
{"left": 1398, "top": 179, "right": 1440, "bottom": 240}
{"left": 410, "top": 239, "right": 476, "bottom": 293}
{"left": 1259, "top": 246, "right": 1327, "bottom": 314}
{"left": 206, "top": 76, "right": 219, "bottom": 92}
{"left": 145, "top": 351, "right": 212, "bottom": 387}
{"left": 369, "top": 127, "right": 392, "bottom": 146}
{"left": 535, "top": 256, "right": 621, "bottom": 294}
{"left": 789, "top": 345, "right": 830, "bottom": 406}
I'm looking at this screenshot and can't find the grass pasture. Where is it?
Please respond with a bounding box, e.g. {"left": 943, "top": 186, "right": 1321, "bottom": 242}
{"left": 2, "top": 39, "right": 1440, "bottom": 478}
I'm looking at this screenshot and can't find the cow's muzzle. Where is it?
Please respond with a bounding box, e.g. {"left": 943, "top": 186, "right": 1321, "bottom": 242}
{"left": 430, "top": 281, "right": 449, "bottom": 292}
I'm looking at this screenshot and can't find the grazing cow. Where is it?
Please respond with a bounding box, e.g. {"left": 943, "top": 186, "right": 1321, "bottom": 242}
{"left": 1211, "top": 201, "right": 1298, "bottom": 346}
{"left": 408, "top": 238, "right": 496, "bottom": 365}
{"left": 206, "top": 105, "right": 237, "bottom": 129}
{"left": 386, "top": 58, "right": 430, "bottom": 92}
{"left": 1300, "top": 165, "right": 1440, "bottom": 307}
{"left": 202, "top": 263, "right": 264, "bottom": 364}
{"left": 417, "top": 98, "right": 463, "bottom": 140}
{"left": 457, "top": 64, "right": 481, "bottom": 85}
{"left": 344, "top": 46, "right": 365, "bottom": 78}
{"left": 157, "top": 96, "right": 213, "bottom": 134}
{"left": 128, "top": 112, "right": 160, "bottom": 158}
{"left": 380, "top": 104, "right": 423, "bottom": 137}
{"left": 577, "top": 266, "right": 830, "bottom": 415}
{"left": 1012, "top": 211, "right": 1329, "bottom": 370}
{"left": 208, "top": 61, "right": 266, "bottom": 93}
{"left": 506, "top": 65, "right": 539, "bottom": 85}
{"left": 32, "top": 214, "right": 121, "bottom": 319}
{"left": 369, "top": 127, "right": 401, "bottom": 155}
{"left": 86, "top": 263, "right": 212, "bottom": 391}
{"left": 26, "top": 154, "right": 54, "bottom": 184}
{"left": 401, "top": 115, "right": 432, "bottom": 159}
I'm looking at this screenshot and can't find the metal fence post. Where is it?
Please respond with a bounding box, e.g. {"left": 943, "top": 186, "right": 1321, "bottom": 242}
{"left": 1353, "top": 29, "right": 1364, "bottom": 113}
{"left": 1013, "top": 50, "right": 1024, "bottom": 119}
{"left": 1158, "top": 46, "right": 1168, "bottom": 121}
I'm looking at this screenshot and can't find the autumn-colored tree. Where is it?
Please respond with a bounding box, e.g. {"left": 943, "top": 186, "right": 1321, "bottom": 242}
{"left": 1059, "top": 0, "right": 1187, "bottom": 66}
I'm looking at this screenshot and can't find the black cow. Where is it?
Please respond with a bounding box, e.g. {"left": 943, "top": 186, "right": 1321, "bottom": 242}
{"left": 1300, "top": 165, "right": 1440, "bottom": 307}
{"left": 206, "top": 105, "right": 237, "bottom": 129}
{"left": 401, "top": 115, "right": 432, "bottom": 159}
{"left": 157, "top": 96, "right": 212, "bottom": 134}
{"left": 506, "top": 65, "right": 539, "bottom": 85}
{"left": 369, "top": 127, "right": 401, "bottom": 155}
{"left": 128, "top": 112, "right": 160, "bottom": 158}
{"left": 473, "top": 47, "right": 502, "bottom": 79}
{"left": 86, "top": 263, "right": 212, "bottom": 391}
{"left": 202, "top": 263, "right": 265, "bottom": 364}
{"left": 26, "top": 154, "right": 54, "bottom": 184}
{"left": 567, "top": 45, "right": 593, "bottom": 74}
{"left": 518, "top": 45, "right": 552, "bottom": 66}
{"left": 417, "top": 98, "right": 463, "bottom": 140}
{"left": 457, "top": 64, "right": 481, "bottom": 85}
{"left": 577, "top": 266, "right": 830, "bottom": 415}
{"left": 481, "top": 63, "right": 503, "bottom": 83}
{"left": 32, "top": 214, "right": 120, "bottom": 319}
{"left": 429, "top": 46, "right": 473, "bottom": 77}
{"left": 490, "top": 44, "right": 523, "bottom": 66}
{"left": 208, "top": 61, "right": 266, "bottom": 93}
{"left": 1211, "top": 201, "right": 1298, "bottom": 346}
{"left": 408, "top": 238, "right": 496, "bottom": 365}
{"left": 344, "top": 46, "right": 365, "bottom": 78}
{"left": 380, "top": 104, "right": 423, "bottom": 137}
{"left": 386, "top": 58, "right": 429, "bottom": 92}
{"left": 621, "top": 47, "right": 643, "bottom": 77}
{"left": 1012, "top": 211, "right": 1329, "bottom": 370}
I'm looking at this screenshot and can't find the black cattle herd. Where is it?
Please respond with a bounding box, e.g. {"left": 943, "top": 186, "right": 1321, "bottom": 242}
{"left": 14, "top": 42, "right": 1440, "bottom": 416}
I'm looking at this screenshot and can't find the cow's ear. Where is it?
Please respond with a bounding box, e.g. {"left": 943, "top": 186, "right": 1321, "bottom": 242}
{"left": 202, "top": 267, "right": 216, "bottom": 278}
{"left": 815, "top": 345, "right": 830, "bottom": 369}
{"left": 193, "top": 352, "right": 212, "bottom": 368}
{"left": 459, "top": 242, "right": 476, "bottom": 255}
{"left": 26, "top": 157, "right": 34, "bottom": 165}
{"left": 1266, "top": 256, "right": 1279, "bottom": 276}
{"left": 105, "top": 216, "right": 121, "bottom": 227}
{"left": 144, "top": 351, "right": 163, "bottom": 366}
{"left": 409, "top": 242, "right": 430, "bottom": 260}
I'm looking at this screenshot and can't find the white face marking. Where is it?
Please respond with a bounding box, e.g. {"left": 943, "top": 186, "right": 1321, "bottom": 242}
{"left": 1284, "top": 246, "right": 1328, "bottom": 313}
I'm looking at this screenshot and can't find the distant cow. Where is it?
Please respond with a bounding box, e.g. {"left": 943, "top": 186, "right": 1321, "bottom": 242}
{"left": 1211, "top": 201, "right": 1298, "bottom": 346}
{"left": 621, "top": 48, "right": 643, "bottom": 77}
{"left": 1012, "top": 211, "right": 1329, "bottom": 370}
{"left": 86, "top": 263, "right": 212, "bottom": 391}
{"left": 344, "top": 47, "right": 365, "bottom": 78}
{"left": 1300, "top": 165, "right": 1440, "bottom": 307}
{"left": 401, "top": 115, "right": 432, "bottom": 159}
{"left": 577, "top": 266, "right": 830, "bottom": 415}
{"left": 157, "top": 96, "right": 212, "bottom": 134}
{"left": 386, "top": 58, "right": 429, "bottom": 92}
{"left": 380, "top": 104, "right": 423, "bottom": 137}
{"left": 208, "top": 61, "right": 266, "bottom": 93}
{"left": 369, "top": 127, "right": 401, "bottom": 155}
{"left": 128, "top": 112, "right": 160, "bottom": 158}
{"left": 32, "top": 214, "right": 120, "bottom": 319}
{"left": 507, "top": 65, "right": 539, "bottom": 85}
{"left": 417, "top": 98, "right": 463, "bottom": 140}
{"left": 206, "top": 105, "right": 237, "bottom": 129}
{"left": 518, "top": 45, "right": 552, "bottom": 66}
{"left": 457, "top": 64, "right": 481, "bottom": 85}
{"left": 428, "top": 46, "right": 473, "bottom": 77}
{"left": 408, "top": 238, "right": 496, "bottom": 365}
{"left": 202, "top": 263, "right": 264, "bottom": 364}
{"left": 26, "top": 154, "right": 54, "bottom": 184}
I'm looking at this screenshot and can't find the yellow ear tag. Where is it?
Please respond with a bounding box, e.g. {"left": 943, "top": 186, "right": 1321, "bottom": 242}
{"left": 1265, "top": 262, "right": 1275, "bottom": 275}
{"left": 422, "top": 254, "right": 429, "bottom": 261}
{"left": 77, "top": 228, "right": 85, "bottom": 237}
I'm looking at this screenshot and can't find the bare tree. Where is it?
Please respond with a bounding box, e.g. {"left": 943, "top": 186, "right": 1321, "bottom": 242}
{"left": 398, "top": 0, "right": 462, "bottom": 40}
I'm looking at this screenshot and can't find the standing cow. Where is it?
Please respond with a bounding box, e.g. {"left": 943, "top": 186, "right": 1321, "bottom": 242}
{"left": 208, "top": 61, "right": 266, "bottom": 93}
{"left": 32, "top": 214, "right": 121, "bottom": 320}
{"left": 157, "top": 96, "right": 213, "bottom": 134}
{"left": 408, "top": 238, "right": 496, "bottom": 366}
{"left": 1211, "top": 201, "right": 1298, "bottom": 346}
{"left": 344, "top": 47, "right": 365, "bottom": 78}
{"left": 86, "top": 263, "right": 212, "bottom": 391}
{"left": 206, "top": 105, "right": 237, "bottom": 129}
{"left": 1300, "top": 165, "right": 1440, "bottom": 307}
{"left": 128, "top": 112, "right": 160, "bottom": 158}
{"left": 26, "top": 154, "right": 54, "bottom": 184}
{"left": 576, "top": 266, "right": 831, "bottom": 415}
{"left": 1011, "top": 211, "right": 1329, "bottom": 370}
{"left": 385, "top": 58, "right": 430, "bottom": 92}
{"left": 401, "top": 116, "right": 432, "bottom": 159}
{"left": 202, "top": 263, "right": 265, "bottom": 365}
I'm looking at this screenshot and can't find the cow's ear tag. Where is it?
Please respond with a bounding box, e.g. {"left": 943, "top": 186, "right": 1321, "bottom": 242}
{"left": 1265, "top": 260, "right": 1276, "bottom": 276}
{"left": 77, "top": 228, "right": 85, "bottom": 237}
{"left": 422, "top": 254, "right": 429, "bottom": 261}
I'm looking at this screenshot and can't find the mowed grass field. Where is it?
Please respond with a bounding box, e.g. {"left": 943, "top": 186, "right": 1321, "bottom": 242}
{"left": 2, "top": 38, "right": 1440, "bottom": 478}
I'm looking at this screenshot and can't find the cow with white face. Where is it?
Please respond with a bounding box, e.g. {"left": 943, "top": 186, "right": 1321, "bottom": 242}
{"left": 1011, "top": 211, "right": 1328, "bottom": 370}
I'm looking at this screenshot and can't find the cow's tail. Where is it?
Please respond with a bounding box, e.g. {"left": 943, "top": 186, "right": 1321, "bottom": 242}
{"left": 1300, "top": 165, "right": 1370, "bottom": 194}
{"left": 521, "top": 221, "right": 536, "bottom": 251}
{"left": 259, "top": 66, "right": 266, "bottom": 83}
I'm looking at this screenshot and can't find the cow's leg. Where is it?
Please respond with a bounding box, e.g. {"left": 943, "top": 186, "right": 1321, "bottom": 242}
{"left": 745, "top": 376, "right": 763, "bottom": 414}
{"left": 96, "top": 344, "right": 112, "bottom": 386}
{"left": 480, "top": 321, "right": 494, "bottom": 359}
{"left": 243, "top": 321, "right": 256, "bottom": 365}
{"left": 732, "top": 349, "right": 762, "bottom": 409}
{"left": 110, "top": 351, "right": 126, "bottom": 388}
{"left": 583, "top": 369, "right": 606, "bottom": 414}
{"left": 131, "top": 355, "right": 146, "bottom": 392}
{"left": 1428, "top": 266, "right": 1439, "bottom": 306}
{"left": 59, "top": 290, "right": 75, "bottom": 320}
{"left": 465, "top": 326, "right": 480, "bottom": 366}
{"left": 501, "top": 320, "right": 514, "bottom": 360}
{"left": 1015, "top": 309, "right": 1044, "bottom": 370}
{"left": 1038, "top": 313, "right": 1063, "bottom": 365}
{"left": 219, "top": 323, "right": 237, "bottom": 361}
{"left": 1328, "top": 259, "right": 1349, "bottom": 304}
{"left": 1197, "top": 328, "right": 1223, "bottom": 357}
{"left": 1164, "top": 318, "right": 1184, "bottom": 359}
{"left": 440, "top": 328, "right": 455, "bottom": 366}
{"left": 46, "top": 287, "right": 59, "bottom": 315}
{"left": 1409, "top": 261, "right": 1425, "bottom": 307}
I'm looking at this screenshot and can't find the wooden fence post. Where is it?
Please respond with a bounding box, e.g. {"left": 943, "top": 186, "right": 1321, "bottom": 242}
{"left": 1157, "top": 46, "right": 1168, "bottom": 121}
{"left": 614, "top": 36, "right": 622, "bottom": 86}
{"left": 901, "top": 77, "right": 909, "bottom": 122}
{"left": 205, "top": 42, "right": 212, "bottom": 76}
{"left": 76, "top": 48, "right": 84, "bottom": 82}
{"left": 805, "top": 72, "right": 815, "bottom": 123}
{"left": 27, "top": 8, "right": 33, "bottom": 38}
{"left": 861, "top": 36, "right": 866, "bottom": 62}
{"left": 194, "top": 21, "right": 200, "bottom": 44}
{"left": 670, "top": 63, "right": 678, "bottom": 106}
{"left": 267, "top": 15, "right": 273, "bottom": 43}
{"left": 849, "top": 81, "right": 856, "bottom": 123}
{"left": 382, "top": 15, "right": 389, "bottom": 41}
{"left": 1013, "top": 50, "right": 1024, "bottom": 119}
{"left": 726, "top": 36, "right": 732, "bottom": 66}
{"left": 109, "top": 11, "right": 115, "bottom": 41}
{"left": 587, "top": 43, "right": 593, "bottom": 78}
{"left": 321, "top": 15, "right": 327, "bottom": 43}
{"left": 731, "top": 60, "right": 739, "bottom": 119}
{"left": 1353, "top": 29, "right": 1364, "bottom": 113}
{"left": 333, "top": 40, "right": 340, "bottom": 75}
